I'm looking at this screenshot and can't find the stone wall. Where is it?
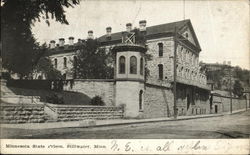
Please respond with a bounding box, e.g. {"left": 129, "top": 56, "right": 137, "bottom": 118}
{"left": 0, "top": 104, "right": 45, "bottom": 124}
{"left": 176, "top": 98, "right": 210, "bottom": 116}
{"left": 115, "top": 81, "right": 145, "bottom": 118}
{"left": 63, "top": 79, "right": 115, "bottom": 106}
{"left": 45, "top": 104, "right": 124, "bottom": 122}
{"left": 143, "top": 85, "right": 174, "bottom": 118}
{"left": 212, "top": 95, "right": 249, "bottom": 113}
{"left": 146, "top": 38, "right": 174, "bottom": 86}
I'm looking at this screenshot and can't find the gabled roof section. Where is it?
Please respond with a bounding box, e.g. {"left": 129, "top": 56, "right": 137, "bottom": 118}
{"left": 98, "top": 19, "right": 201, "bottom": 51}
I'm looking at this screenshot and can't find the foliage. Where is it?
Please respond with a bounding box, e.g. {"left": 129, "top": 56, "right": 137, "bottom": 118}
{"left": 1, "top": 0, "right": 80, "bottom": 78}
{"left": 90, "top": 96, "right": 105, "bottom": 106}
{"left": 34, "top": 57, "right": 62, "bottom": 79}
{"left": 72, "top": 39, "right": 114, "bottom": 79}
{"left": 46, "top": 93, "right": 64, "bottom": 104}
{"left": 233, "top": 66, "right": 250, "bottom": 86}
{"left": 1, "top": 72, "right": 11, "bottom": 80}
{"left": 233, "top": 80, "right": 244, "bottom": 97}
{"left": 206, "top": 70, "right": 226, "bottom": 89}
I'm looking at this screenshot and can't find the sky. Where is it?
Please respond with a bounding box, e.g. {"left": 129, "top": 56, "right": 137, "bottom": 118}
{"left": 32, "top": 0, "right": 250, "bottom": 69}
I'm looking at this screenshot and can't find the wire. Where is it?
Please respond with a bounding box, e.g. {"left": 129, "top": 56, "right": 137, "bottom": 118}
{"left": 132, "top": 1, "right": 142, "bottom": 26}
{"left": 183, "top": 0, "right": 185, "bottom": 20}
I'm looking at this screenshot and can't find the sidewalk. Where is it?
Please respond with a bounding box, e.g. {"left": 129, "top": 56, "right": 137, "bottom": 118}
{"left": 1, "top": 109, "right": 248, "bottom": 130}
{"left": 1, "top": 113, "right": 223, "bottom": 130}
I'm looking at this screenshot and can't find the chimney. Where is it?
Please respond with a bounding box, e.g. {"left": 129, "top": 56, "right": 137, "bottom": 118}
{"left": 139, "top": 20, "right": 147, "bottom": 31}
{"left": 59, "top": 38, "right": 65, "bottom": 47}
{"left": 126, "top": 23, "right": 132, "bottom": 32}
{"left": 68, "top": 37, "right": 74, "bottom": 45}
{"left": 106, "top": 27, "right": 112, "bottom": 36}
{"left": 87, "top": 30, "right": 94, "bottom": 39}
{"left": 50, "top": 40, "right": 56, "bottom": 49}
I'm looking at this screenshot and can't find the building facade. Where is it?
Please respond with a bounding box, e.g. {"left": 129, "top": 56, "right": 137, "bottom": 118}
{"left": 45, "top": 19, "right": 211, "bottom": 118}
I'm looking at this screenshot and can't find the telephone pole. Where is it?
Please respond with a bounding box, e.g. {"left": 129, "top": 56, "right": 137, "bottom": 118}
{"left": 228, "top": 61, "right": 232, "bottom": 114}
{"left": 173, "top": 27, "right": 177, "bottom": 119}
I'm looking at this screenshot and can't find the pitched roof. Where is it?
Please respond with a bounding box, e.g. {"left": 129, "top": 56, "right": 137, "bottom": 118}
{"left": 98, "top": 19, "right": 201, "bottom": 51}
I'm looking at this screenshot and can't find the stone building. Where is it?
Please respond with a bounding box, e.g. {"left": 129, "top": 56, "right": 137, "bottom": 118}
{"left": 46, "top": 19, "right": 211, "bottom": 118}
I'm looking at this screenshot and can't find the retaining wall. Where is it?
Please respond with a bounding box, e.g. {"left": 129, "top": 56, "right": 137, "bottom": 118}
{"left": 0, "top": 104, "right": 45, "bottom": 124}
{"left": 45, "top": 104, "right": 124, "bottom": 122}
{"left": 63, "top": 79, "right": 115, "bottom": 106}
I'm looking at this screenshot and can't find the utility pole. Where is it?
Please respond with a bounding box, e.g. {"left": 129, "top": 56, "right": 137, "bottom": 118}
{"left": 228, "top": 62, "right": 232, "bottom": 114}
{"left": 173, "top": 27, "right": 177, "bottom": 119}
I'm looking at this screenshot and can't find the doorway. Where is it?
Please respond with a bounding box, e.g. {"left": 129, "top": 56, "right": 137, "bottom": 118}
{"left": 187, "top": 94, "right": 190, "bottom": 110}
{"left": 215, "top": 105, "right": 218, "bottom": 113}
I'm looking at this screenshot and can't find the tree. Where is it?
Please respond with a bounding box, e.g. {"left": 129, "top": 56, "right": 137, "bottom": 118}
{"left": 72, "top": 39, "right": 114, "bottom": 79}
{"left": 233, "top": 80, "right": 244, "bottom": 97}
{"left": 1, "top": 0, "right": 80, "bottom": 78}
{"left": 33, "top": 57, "right": 62, "bottom": 80}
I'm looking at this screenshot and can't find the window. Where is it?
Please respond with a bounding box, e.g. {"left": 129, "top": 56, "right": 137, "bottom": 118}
{"left": 63, "top": 73, "right": 66, "bottom": 79}
{"left": 186, "top": 51, "right": 189, "bottom": 62}
{"left": 185, "top": 33, "right": 189, "bottom": 39}
{"left": 139, "top": 90, "right": 143, "bottom": 111}
{"left": 193, "top": 55, "right": 196, "bottom": 65}
{"left": 158, "top": 43, "right": 163, "bottom": 57}
{"left": 183, "top": 49, "right": 186, "bottom": 61}
{"left": 73, "top": 56, "right": 77, "bottom": 67}
{"left": 140, "top": 57, "right": 144, "bottom": 75}
{"left": 54, "top": 58, "right": 57, "bottom": 69}
{"left": 63, "top": 57, "right": 67, "bottom": 68}
{"left": 130, "top": 56, "right": 137, "bottom": 74}
{"left": 73, "top": 56, "right": 77, "bottom": 79}
{"left": 191, "top": 53, "right": 193, "bottom": 65}
{"left": 119, "top": 56, "right": 126, "bottom": 74}
{"left": 158, "top": 64, "right": 163, "bottom": 80}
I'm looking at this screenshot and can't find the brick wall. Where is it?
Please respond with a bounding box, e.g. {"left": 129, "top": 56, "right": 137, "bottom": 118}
{"left": 63, "top": 79, "right": 115, "bottom": 106}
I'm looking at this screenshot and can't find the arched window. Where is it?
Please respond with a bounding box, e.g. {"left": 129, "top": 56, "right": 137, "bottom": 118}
{"left": 119, "top": 56, "right": 126, "bottom": 74}
{"left": 73, "top": 56, "right": 77, "bottom": 67}
{"left": 63, "top": 57, "right": 67, "bottom": 68}
{"left": 185, "top": 33, "right": 189, "bottom": 39}
{"left": 191, "top": 53, "right": 193, "bottom": 65}
{"left": 54, "top": 58, "right": 57, "bottom": 69}
{"left": 139, "top": 90, "right": 143, "bottom": 111}
{"left": 130, "top": 56, "right": 137, "bottom": 74}
{"left": 186, "top": 51, "right": 189, "bottom": 62}
{"left": 158, "top": 43, "right": 163, "bottom": 57}
{"left": 140, "top": 57, "right": 144, "bottom": 75}
{"left": 158, "top": 64, "right": 163, "bottom": 80}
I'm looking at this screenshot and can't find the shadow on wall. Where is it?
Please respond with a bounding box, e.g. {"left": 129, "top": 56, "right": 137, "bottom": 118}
{"left": 7, "top": 87, "right": 92, "bottom": 105}
{"left": 161, "top": 89, "right": 171, "bottom": 117}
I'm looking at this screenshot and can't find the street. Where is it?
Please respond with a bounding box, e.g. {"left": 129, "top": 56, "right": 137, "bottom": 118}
{"left": 1, "top": 111, "right": 250, "bottom": 139}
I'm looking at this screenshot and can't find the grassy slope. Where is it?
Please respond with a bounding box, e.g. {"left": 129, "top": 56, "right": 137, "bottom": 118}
{"left": 7, "top": 87, "right": 91, "bottom": 105}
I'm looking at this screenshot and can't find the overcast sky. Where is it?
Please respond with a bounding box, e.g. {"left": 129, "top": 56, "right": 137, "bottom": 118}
{"left": 32, "top": 0, "right": 250, "bottom": 69}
